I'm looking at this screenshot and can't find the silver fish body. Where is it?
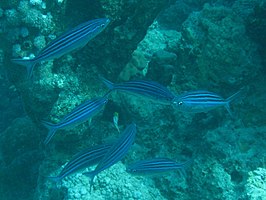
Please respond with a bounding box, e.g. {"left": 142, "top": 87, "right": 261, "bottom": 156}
{"left": 12, "top": 18, "right": 110, "bottom": 78}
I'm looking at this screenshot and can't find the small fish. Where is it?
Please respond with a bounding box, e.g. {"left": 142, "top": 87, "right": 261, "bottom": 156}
{"left": 99, "top": 76, "right": 176, "bottom": 105}
{"left": 42, "top": 96, "right": 108, "bottom": 145}
{"left": 47, "top": 143, "right": 112, "bottom": 182}
{"left": 83, "top": 123, "right": 136, "bottom": 191}
{"left": 113, "top": 112, "right": 120, "bottom": 133}
{"left": 12, "top": 18, "right": 110, "bottom": 78}
{"left": 126, "top": 158, "right": 191, "bottom": 177}
{"left": 173, "top": 88, "right": 246, "bottom": 117}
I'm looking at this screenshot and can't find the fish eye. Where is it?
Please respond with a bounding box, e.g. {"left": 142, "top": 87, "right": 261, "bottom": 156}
{"left": 178, "top": 101, "right": 183, "bottom": 106}
{"left": 100, "top": 24, "right": 105, "bottom": 28}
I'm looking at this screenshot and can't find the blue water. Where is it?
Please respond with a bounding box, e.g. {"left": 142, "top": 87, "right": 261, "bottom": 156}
{"left": 0, "top": 0, "right": 265, "bottom": 200}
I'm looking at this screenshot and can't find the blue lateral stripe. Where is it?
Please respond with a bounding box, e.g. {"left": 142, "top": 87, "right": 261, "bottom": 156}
{"left": 181, "top": 92, "right": 224, "bottom": 102}
{"left": 61, "top": 98, "right": 107, "bottom": 124}
{"left": 118, "top": 81, "right": 172, "bottom": 95}
{"left": 115, "top": 81, "right": 175, "bottom": 99}
{"left": 100, "top": 76, "right": 175, "bottom": 103}
{"left": 96, "top": 123, "right": 136, "bottom": 170}
{"left": 51, "top": 143, "right": 112, "bottom": 181}
{"left": 127, "top": 158, "right": 191, "bottom": 173}
{"left": 83, "top": 123, "right": 136, "bottom": 190}
{"left": 105, "top": 125, "right": 134, "bottom": 164}
{"left": 48, "top": 19, "right": 100, "bottom": 49}
{"left": 61, "top": 145, "right": 111, "bottom": 174}
{"left": 38, "top": 19, "right": 107, "bottom": 60}
{"left": 61, "top": 145, "right": 111, "bottom": 173}
{"left": 40, "top": 22, "right": 96, "bottom": 56}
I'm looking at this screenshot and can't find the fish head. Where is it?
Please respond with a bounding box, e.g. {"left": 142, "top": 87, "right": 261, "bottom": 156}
{"left": 97, "top": 18, "right": 111, "bottom": 31}
{"left": 173, "top": 96, "right": 184, "bottom": 107}
{"left": 172, "top": 96, "right": 193, "bottom": 112}
{"left": 126, "top": 167, "right": 136, "bottom": 173}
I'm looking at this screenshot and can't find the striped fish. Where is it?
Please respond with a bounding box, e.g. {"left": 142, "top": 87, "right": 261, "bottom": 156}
{"left": 99, "top": 76, "right": 175, "bottom": 105}
{"left": 126, "top": 158, "right": 191, "bottom": 176}
{"left": 42, "top": 96, "right": 108, "bottom": 145}
{"left": 173, "top": 88, "right": 245, "bottom": 117}
{"left": 12, "top": 18, "right": 110, "bottom": 78}
{"left": 48, "top": 143, "right": 112, "bottom": 182}
{"left": 83, "top": 123, "right": 136, "bottom": 191}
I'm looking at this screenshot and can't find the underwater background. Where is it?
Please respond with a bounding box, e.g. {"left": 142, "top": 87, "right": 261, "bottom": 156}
{"left": 0, "top": 0, "right": 266, "bottom": 199}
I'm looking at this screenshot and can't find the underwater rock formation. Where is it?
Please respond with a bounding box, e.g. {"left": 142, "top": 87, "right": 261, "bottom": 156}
{"left": 36, "top": 162, "right": 168, "bottom": 200}
{"left": 0, "top": 117, "right": 43, "bottom": 200}
{"left": 0, "top": 0, "right": 266, "bottom": 200}
{"left": 246, "top": 167, "right": 266, "bottom": 200}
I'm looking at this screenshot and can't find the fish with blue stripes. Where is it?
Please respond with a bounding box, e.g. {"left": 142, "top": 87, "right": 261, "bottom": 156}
{"left": 99, "top": 76, "right": 176, "bottom": 105}
{"left": 173, "top": 88, "right": 246, "bottom": 117}
{"left": 12, "top": 18, "right": 110, "bottom": 78}
{"left": 42, "top": 96, "right": 108, "bottom": 145}
{"left": 83, "top": 123, "right": 136, "bottom": 191}
{"left": 126, "top": 158, "right": 191, "bottom": 176}
{"left": 48, "top": 143, "right": 112, "bottom": 182}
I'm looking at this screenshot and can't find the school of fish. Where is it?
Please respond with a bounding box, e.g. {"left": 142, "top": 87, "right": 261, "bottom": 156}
{"left": 12, "top": 18, "right": 245, "bottom": 191}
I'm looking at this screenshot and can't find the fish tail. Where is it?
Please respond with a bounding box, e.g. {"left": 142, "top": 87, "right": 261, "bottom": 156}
{"left": 225, "top": 87, "right": 247, "bottom": 104}
{"left": 83, "top": 171, "right": 96, "bottom": 192}
{"left": 178, "top": 159, "right": 193, "bottom": 178}
{"left": 225, "top": 104, "right": 234, "bottom": 119}
{"left": 99, "top": 75, "right": 114, "bottom": 90}
{"left": 225, "top": 87, "right": 247, "bottom": 118}
{"left": 41, "top": 120, "right": 57, "bottom": 145}
{"left": 11, "top": 58, "right": 36, "bottom": 78}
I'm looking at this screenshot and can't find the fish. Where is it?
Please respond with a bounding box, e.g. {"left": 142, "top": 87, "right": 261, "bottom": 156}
{"left": 12, "top": 18, "right": 110, "bottom": 78}
{"left": 113, "top": 112, "right": 120, "bottom": 133}
{"left": 172, "top": 88, "right": 246, "bottom": 117}
{"left": 42, "top": 96, "right": 108, "bottom": 145}
{"left": 83, "top": 123, "right": 136, "bottom": 191}
{"left": 48, "top": 143, "right": 112, "bottom": 182}
{"left": 99, "top": 76, "right": 176, "bottom": 105}
{"left": 126, "top": 158, "right": 191, "bottom": 177}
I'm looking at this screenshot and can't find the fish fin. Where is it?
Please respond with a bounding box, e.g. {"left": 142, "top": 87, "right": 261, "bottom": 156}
{"left": 177, "top": 159, "right": 193, "bottom": 179}
{"left": 38, "top": 172, "right": 62, "bottom": 182}
{"left": 83, "top": 171, "right": 96, "bottom": 192}
{"left": 98, "top": 75, "right": 114, "bottom": 90}
{"left": 178, "top": 168, "right": 187, "bottom": 179}
{"left": 11, "top": 58, "right": 37, "bottom": 78}
{"left": 46, "top": 176, "right": 62, "bottom": 182}
{"left": 225, "top": 104, "right": 235, "bottom": 119}
{"left": 225, "top": 87, "right": 247, "bottom": 104}
{"left": 88, "top": 118, "right": 92, "bottom": 127}
{"left": 225, "top": 87, "right": 247, "bottom": 119}
{"left": 41, "top": 120, "right": 57, "bottom": 145}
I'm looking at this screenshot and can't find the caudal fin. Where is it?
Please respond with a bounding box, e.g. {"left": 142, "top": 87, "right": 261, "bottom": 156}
{"left": 11, "top": 58, "right": 36, "bottom": 78}
{"left": 226, "top": 87, "right": 247, "bottom": 103}
{"left": 41, "top": 120, "right": 57, "bottom": 145}
{"left": 83, "top": 171, "right": 96, "bottom": 192}
{"left": 98, "top": 75, "right": 114, "bottom": 90}
{"left": 225, "top": 87, "right": 247, "bottom": 118}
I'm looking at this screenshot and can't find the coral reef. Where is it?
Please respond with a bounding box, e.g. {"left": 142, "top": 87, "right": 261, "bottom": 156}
{"left": 0, "top": 0, "right": 265, "bottom": 200}
{"left": 246, "top": 167, "right": 266, "bottom": 200}
{"left": 180, "top": 3, "right": 260, "bottom": 87}
{"left": 37, "top": 162, "right": 167, "bottom": 200}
